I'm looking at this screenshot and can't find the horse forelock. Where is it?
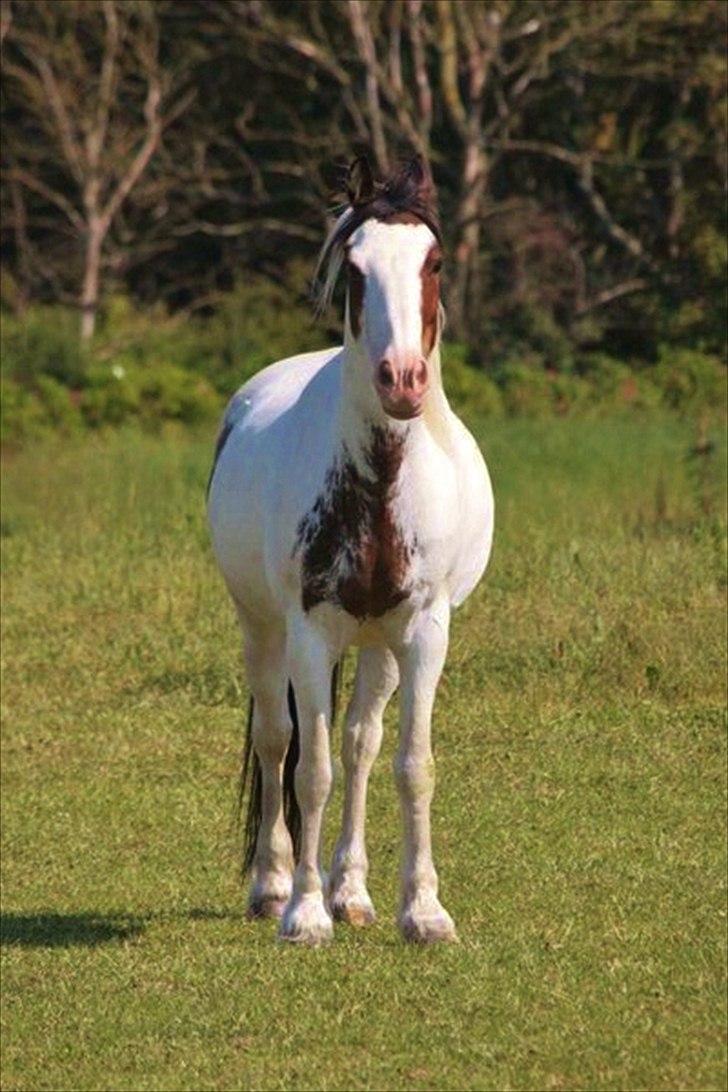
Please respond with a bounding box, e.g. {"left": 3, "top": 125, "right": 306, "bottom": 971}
{"left": 314, "top": 159, "right": 441, "bottom": 314}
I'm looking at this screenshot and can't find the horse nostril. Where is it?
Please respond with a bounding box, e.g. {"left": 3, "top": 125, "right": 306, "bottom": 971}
{"left": 377, "top": 360, "right": 396, "bottom": 389}
{"left": 403, "top": 362, "right": 427, "bottom": 391}
{"left": 415, "top": 360, "right": 428, "bottom": 388}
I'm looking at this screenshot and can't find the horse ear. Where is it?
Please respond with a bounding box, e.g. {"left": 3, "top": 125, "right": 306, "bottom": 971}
{"left": 346, "top": 156, "right": 375, "bottom": 206}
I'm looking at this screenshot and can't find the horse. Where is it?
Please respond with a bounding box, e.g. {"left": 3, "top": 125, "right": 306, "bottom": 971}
{"left": 207, "top": 154, "right": 494, "bottom": 945}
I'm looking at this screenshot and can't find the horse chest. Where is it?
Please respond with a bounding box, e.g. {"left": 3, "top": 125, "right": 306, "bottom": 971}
{"left": 294, "top": 428, "right": 417, "bottom": 621}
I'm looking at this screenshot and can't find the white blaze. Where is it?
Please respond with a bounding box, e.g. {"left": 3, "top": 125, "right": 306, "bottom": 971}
{"left": 347, "top": 220, "right": 435, "bottom": 366}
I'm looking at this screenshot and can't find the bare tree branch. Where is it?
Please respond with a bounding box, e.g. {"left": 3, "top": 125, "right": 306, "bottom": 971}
{"left": 173, "top": 218, "right": 320, "bottom": 242}
{"left": 407, "top": 0, "right": 432, "bottom": 146}
{"left": 4, "top": 166, "right": 85, "bottom": 231}
{"left": 26, "top": 51, "right": 86, "bottom": 185}
{"left": 0, "top": 0, "right": 12, "bottom": 47}
{"left": 347, "top": 0, "right": 389, "bottom": 171}
{"left": 86, "top": 0, "right": 121, "bottom": 172}
{"left": 576, "top": 278, "right": 649, "bottom": 315}
{"left": 436, "top": 0, "right": 468, "bottom": 139}
{"left": 489, "top": 138, "right": 656, "bottom": 268}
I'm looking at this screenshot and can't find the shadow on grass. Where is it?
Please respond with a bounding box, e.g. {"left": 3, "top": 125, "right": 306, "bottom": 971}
{"left": 0, "top": 906, "right": 246, "bottom": 949}
{"left": 0, "top": 911, "right": 145, "bottom": 948}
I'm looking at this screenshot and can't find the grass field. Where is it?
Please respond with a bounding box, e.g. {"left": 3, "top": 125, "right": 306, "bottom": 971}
{"left": 1, "top": 410, "right": 726, "bottom": 1091}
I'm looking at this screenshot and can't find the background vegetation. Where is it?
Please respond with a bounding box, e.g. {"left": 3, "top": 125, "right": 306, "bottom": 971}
{"left": 1, "top": 0, "right": 726, "bottom": 444}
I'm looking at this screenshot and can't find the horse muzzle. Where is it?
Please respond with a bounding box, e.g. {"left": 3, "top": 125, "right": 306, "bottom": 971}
{"left": 375, "top": 358, "right": 428, "bottom": 420}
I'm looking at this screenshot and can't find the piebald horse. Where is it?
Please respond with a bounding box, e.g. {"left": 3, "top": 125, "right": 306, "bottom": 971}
{"left": 208, "top": 156, "right": 494, "bottom": 944}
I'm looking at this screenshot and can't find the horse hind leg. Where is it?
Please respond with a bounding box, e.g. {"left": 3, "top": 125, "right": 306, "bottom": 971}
{"left": 329, "top": 646, "right": 399, "bottom": 927}
{"left": 238, "top": 619, "right": 294, "bottom": 919}
{"left": 278, "top": 617, "right": 336, "bottom": 945}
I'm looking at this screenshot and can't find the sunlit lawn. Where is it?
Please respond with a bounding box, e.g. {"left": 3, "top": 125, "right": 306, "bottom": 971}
{"left": 1, "top": 410, "right": 726, "bottom": 1091}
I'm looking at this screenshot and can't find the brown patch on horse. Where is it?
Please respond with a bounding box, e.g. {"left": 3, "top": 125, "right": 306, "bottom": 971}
{"left": 332, "top": 903, "right": 376, "bottom": 927}
{"left": 421, "top": 243, "right": 442, "bottom": 358}
{"left": 347, "top": 260, "right": 365, "bottom": 338}
{"left": 295, "top": 428, "right": 413, "bottom": 620}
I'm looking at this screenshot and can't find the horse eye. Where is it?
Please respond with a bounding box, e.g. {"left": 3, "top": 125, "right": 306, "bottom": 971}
{"left": 431, "top": 259, "right": 442, "bottom": 275}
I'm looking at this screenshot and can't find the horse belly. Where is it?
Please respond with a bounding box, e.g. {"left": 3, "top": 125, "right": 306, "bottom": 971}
{"left": 447, "top": 442, "right": 494, "bottom": 608}
{"left": 208, "top": 431, "right": 278, "bottom": 618}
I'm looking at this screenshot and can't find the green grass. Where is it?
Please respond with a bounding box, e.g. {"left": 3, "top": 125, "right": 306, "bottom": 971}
{"left": 1, "top": 412, "right": 726, "bottom": 1091}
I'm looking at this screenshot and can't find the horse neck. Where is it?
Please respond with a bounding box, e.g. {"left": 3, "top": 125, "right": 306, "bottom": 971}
{"left": 337, "top": 337, "right": 454, "bottom": 466}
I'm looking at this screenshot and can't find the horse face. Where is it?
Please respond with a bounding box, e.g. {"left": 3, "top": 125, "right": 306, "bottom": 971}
{"left": 346, "top": 219, "right": 441, "bottom": 421}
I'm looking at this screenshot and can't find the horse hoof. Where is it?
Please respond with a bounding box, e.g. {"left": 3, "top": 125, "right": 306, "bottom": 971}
{"left": 246, "top": 896, "right": 288, "bottom": 921}
{"left": 330, "top": 898, "right": 376, "bottom": 927}
{"left": 399, "top": 908, "right": 458, "bottom": 945}
{"left": 279, "top": 898, "right": 334, "bottom": 946}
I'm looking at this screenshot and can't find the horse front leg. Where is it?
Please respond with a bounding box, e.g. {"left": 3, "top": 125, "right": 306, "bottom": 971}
{"left": 279, "top": 615, "right": 335, "bottom": 945}
{"left": 329, "top": 646, "right": 399, "bottom": 926}
{"left": 394, "top": 600, "right": 457, "bottom": 944}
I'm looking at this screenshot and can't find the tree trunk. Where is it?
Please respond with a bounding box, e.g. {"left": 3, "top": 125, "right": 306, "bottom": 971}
{"left": 449, "top": 141, "right": 488, "bottom": 339}
{"left": 80, "top": 224, "right": 103, "bottom": 341}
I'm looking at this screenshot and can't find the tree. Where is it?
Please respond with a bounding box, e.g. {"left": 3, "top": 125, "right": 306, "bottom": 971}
{"left": 1, "top": 0, "right": 725, "bottom": 360}
{"left": 1, "top": 0, "right": 195, "bottom": 337}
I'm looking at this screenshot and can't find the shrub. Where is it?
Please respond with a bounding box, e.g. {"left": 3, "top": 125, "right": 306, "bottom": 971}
{"left": 495, "top": 357, "right": 594, "bottom": 417}
{"left": 1, "top": 286, "right": 725, "bottom": 447}
{"left": 34, "top": 375, "right": 83, "bottom": 433}
{"left": 94, "top": 279, "right": 326, "bottom": 397}
{"left": 652, "top": 346, "right": 727, "bottom": 413}
{"left": 576, "top": 354, "right": 663, "bottom": 413}
{"left": 0, "top": 375, "right": 83, "bottom": 445}
{"left": 79, "top": 360, "right": 221, "bottom": 429}
{"left": 0, "top": 306, "right": 87, "bottom": 386}
{"left": 132, "top": 362, "right": 220, "bottom": 426}
{"left": 442, "top": 343, "right": 504, "bottom": 417}
{"left": 0, "top": 378, "right": 46, "bottom": 445}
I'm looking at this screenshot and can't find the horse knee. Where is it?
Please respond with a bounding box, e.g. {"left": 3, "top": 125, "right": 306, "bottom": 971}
{"left": 394, "top": 753, "right": 435, "bottom": 802}
{"left": 253, "top": 720, "right": 290, "bottom": 767}
{"left": 250, "top": 687, "right": 291, "bottom": 764}
{"left": 295, "top": 749, "right": 332, "bottom": 811}
{"left": 342, "top": 715, "right": 383, "bottom": 771}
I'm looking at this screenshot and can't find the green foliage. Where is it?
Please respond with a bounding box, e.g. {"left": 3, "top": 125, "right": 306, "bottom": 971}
{"left": 80, "top": 360, "right": 219, "bottom": 429}
{"left": 97, "top": 278, "right": 322, "bottom": 397}
{"left": 575, "top": 353, "right": 664, "bottom": 413}
{"left": 495, "top": 359, "right": 583, "bottom": 417}
{"left": 1, "top": 418, "right": 725, "bottom": 1091}
{"left": 441, "top": 343, "right": 504, "bottom": 417}
{"left": 1, "top": 292, "right": 726, "bottom": 448}
{"left": 479, "top": 304, "right": 577, "bottom": 373}
{"left": 653, "top": 345, "right": 728, "bottom": 413}
{"left": 0, "top": 305, "right": 87, "bottom": 386}
{"left": 0, "top": 379, "right": 47, "bottom": 444}
{"left": 0, "top": 284, "right": 322, "bottom": 443}
{"left": 1, "top": 358, "right": 221, "bottom": 446}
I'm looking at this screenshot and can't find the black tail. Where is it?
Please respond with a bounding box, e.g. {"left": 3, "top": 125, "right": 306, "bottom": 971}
{"left": 237, "top": 662, "right": 341, "bottom": 877}
{"left": 237, "top": 697, "right": 262, "bottom": 876}
{"left": 281, "top": 681, "right": 301, "bottom": 864}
